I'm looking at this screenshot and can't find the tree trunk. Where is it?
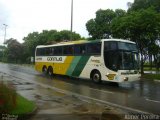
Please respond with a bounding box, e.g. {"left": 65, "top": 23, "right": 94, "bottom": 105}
{"left": 154, "top": 55, "right": 160, "bottom": 72}
{"left": 141, "top": 60, "right": 144, "bottom": 74}
{"left": 149, "top": 54, "right": 152, "bottom": 70}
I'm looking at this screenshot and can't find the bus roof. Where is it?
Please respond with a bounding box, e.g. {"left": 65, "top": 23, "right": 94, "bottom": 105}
{"left": 102, "top": 39, "right": 135, "bottom": 44}
{"left": 36, "top": 39, "right": 135, "bottom": 48}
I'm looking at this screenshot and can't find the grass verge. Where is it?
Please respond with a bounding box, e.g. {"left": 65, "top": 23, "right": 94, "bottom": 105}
{"left": 0, "top": 81, "right": 36, "bottom": 117}
{"left": 142, "top": 74, "right": 160, "bottom": 80}
{"left": 10, "top": 95, "right": 36, "bottom": 115}
{"left": 143, "top": 67, "right": 157, "bottom": 71}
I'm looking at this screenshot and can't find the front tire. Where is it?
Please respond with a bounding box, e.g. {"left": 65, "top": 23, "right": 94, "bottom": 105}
{"left": 42, "top": 66, "right": 47, "bottom": 75}
{"left": 91, "top": 70, "right": 102, "bottom": 83}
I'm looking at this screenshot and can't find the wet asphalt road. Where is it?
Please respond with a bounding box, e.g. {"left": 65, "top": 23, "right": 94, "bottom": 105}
{"left": 0, "top": 63, "right": 159, "bottom": 115}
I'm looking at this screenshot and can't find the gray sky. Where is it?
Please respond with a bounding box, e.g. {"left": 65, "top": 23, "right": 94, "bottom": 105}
{"left": 0, "top": 0, "right": 134, "bottom": 44}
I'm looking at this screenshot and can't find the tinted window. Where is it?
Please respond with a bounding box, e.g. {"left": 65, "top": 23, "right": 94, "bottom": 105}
{"left": 104, "top": 51, "right": 139, "bottom": 71}
{"left": 118, "top": 42, "right": 137, "bottom": 51}
{"left": 36, "top": 47, "right": 63, "bottom": 56}
{"left": 36, "top": 48, "right": 45, "bottom": 56}
{"left": 104, "top": 51, "right": 122, "bottom": 71}
{"left": 87, "top": 43, "right": 101, "bottom": 54}
{"left": 104, "top": 41, "right": 117, "bottom": 51}
{"left": 63, "top": 45, "right": 74, "bottom": 55}
{"left": 45, "top": 47, "right": 53, "bottom": 56}
{"left": 54, "top": 47, "right": 62, "bottom": 55}
{"left": 36, "top": 48, "right": 41, "bottom": 56}
{"left": 74, "top": 44, "right": 86, "bottom": 55}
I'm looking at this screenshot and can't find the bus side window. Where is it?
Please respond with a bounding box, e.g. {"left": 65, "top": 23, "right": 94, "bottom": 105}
{"left": 63, "top": 45, "right": 74, "bottom": 55}
{"left": 54, "top": 47, "right": 62, "bottom": 55}
{"left": 74, "top": 44, "right": 86, "bottom": 55}
{"left": 87, "top": 43, "right": 101, "bottom": 55}
{"left": 36, "top": 48, "right": 45, "bottom": 56}
{"left": 51, "top": 47, "right": 54, "bottom": 55}
{"left": 36, "top": 48, "right": 41, "bottom": 56}
{"left": 45, "top": 47, "right": 53, "bottom": 56}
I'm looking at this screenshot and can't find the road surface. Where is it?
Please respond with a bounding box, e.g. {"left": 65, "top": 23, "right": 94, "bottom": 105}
{"left": 0, "top": 63, "right": 160, "bottom": 115}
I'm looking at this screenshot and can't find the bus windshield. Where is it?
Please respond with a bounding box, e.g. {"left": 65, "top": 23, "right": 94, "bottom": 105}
{"left": 104, "top": 41, "right": 139, "bottom": 71}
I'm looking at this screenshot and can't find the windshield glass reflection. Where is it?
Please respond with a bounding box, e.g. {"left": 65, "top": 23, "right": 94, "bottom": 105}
{"left": 104, "top": 41, "right": 139, "bottom": 71}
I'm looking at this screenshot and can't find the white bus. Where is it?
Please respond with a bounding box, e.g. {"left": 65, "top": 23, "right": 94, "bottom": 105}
{"left": 35, "top": 39, "right": 140, "bottom": 83}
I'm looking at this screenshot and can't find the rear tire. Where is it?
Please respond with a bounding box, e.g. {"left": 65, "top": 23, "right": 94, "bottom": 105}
{"left": 48, "top": 67, "right": 53, "bottom": 76}
{"left": 91, "top": 70, "right": 102, "bottom": 83}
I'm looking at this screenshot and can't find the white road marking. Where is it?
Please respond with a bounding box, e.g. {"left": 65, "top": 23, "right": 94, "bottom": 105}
{"left": 154, "top": 79, "right": 160, "bottom": 83}
{"left": 89, "top": 87, "right": 114, "bottom": 94}
{"left": 145, "top": 98, "right": 160, "bottom": 103}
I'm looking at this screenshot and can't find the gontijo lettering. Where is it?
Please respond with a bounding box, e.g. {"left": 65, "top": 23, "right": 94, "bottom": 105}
{"left": 47, "top": 57, "right": 62, "bottom": 61}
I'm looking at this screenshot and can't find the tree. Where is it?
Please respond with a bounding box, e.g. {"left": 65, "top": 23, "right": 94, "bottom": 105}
{"left": 115, "top": 9, "right": 126, "bottom": 17}
{"left": 148, "top": 40, "right": 160, "bottom": 71}
{"left": 5, "top": 38, "right": 23, "bottom": 63}
{"left": 54, "top": 30, "right": 81, "bottom": 41}
{"left": 86, "top": 9, "right": 119, "bottom": 39}
{"left": 111, "top": 8, "right": 160, "bottom": 73}
{"left": 0, "top": 45, "right": 6, "bottom": 61}
{"left": 23, "top": 32, "right": 40, "bottom": 57}
{"left": 128, "top": 0, "right": 160, "bottom": 13}
{"left": 127, "top": 0, "right": 160, "bottom": 73}
{"left": 86, "top": 9, "right": 126, "bottom": 39}
{"left": 86, "top": 19, "right": 98, "bottom": 39}
{"left": 39, "top": 30, "right": 58, "bottom": 44}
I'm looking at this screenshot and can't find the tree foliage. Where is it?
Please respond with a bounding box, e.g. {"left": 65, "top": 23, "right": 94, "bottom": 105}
{"left": 23, "top": 30, "right": 82, "bottom": 58}
{"left": 86, "top": 0, "right": 160, "bottom": 73}
{"left": 128, "top": 0, "right": 160, "bottom": 13}
{"left": 4, "top": 38, "right": 24, "bottom": 63}
{"left": 128, "top": 0, "right": 160, "bottom": 72}
{"left": 86, "top": 9, "right": 126, "bottom": 39}
{"left": 2, "top": 30, "right": 82, "bottom": 63}
{"left": 111, "top": 8, "right": 160, "bottom": 73}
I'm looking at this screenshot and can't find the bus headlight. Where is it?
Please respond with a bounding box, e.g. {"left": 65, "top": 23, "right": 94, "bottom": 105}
{"left": 124, "top": 77, "right": 128, "bottom": 81}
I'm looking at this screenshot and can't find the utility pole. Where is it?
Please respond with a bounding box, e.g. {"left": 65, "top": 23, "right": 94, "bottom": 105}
{"left": 70, "top": 0, "right": 73, "bottom": 41}
{"left": 2, "top": 24, "right": 7, "bottom": 62}
{"left": 3, "top": 24, "right": 8, "bottom": 44}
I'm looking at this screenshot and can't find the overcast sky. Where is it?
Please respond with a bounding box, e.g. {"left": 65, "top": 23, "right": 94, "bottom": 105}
{"left": 0, "top": 0, "right": 134, "bottom": 45}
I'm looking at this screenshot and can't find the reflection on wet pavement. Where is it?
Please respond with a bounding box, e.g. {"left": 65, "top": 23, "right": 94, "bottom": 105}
{"left": 0, "top": 72, "right": 125, "bottom": 120}
{"left": 32, "top": 73, "right": 160, "bottom": 114}
{"left": 0, "top": 63, "right": 160, "bottom": 117}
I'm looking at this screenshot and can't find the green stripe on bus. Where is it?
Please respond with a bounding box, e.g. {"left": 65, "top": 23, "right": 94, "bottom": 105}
{"left": 72, "top": 56, "right": 90, "bottom": 77}
{"left": 66, "top": 56, "right": 81, "bottom": 76}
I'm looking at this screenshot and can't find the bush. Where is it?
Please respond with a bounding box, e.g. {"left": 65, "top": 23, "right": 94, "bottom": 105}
{"left": 0, "top": 81, "right": 17, "bottom": 113}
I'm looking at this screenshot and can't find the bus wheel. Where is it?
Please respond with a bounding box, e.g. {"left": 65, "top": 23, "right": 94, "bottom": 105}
{"left": 48, "top": 67, "right": 53, "bottom": 76}
{"left": 91, "top": 70, "right": 101, "bottom": 83}
{"left": 42, "top": 66, "right": 47, "bottom": 75}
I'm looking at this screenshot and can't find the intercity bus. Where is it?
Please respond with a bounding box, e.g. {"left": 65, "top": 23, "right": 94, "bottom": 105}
{"left": 35, "top": 39, "right": 140, "bottom": 83}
